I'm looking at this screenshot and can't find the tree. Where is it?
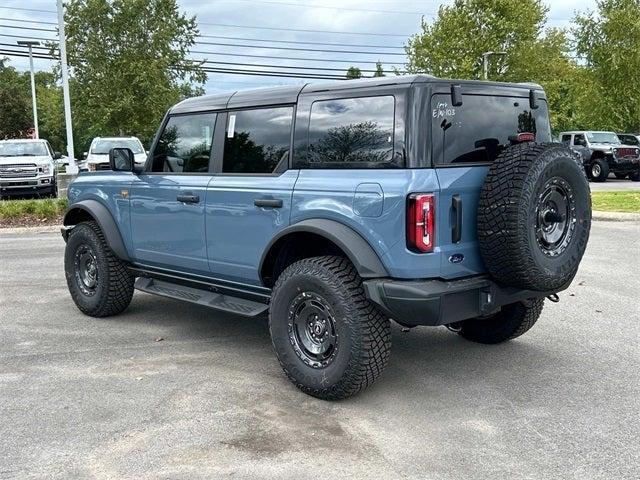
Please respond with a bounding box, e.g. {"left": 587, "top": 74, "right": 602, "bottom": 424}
{"left": 404, "top": 0, "right": 582, "bottom": 132}
{"left": 346, "top": 66, "right": 362, "bottom": 79}
{"left": 373, "top": 62, "right": 385, "bottom": 77}
{"left": 574, "top": 0, "right": 640, "bottom": 132}
{"left": 0, "top": 62, "right": 32, "bottom": 139}
{"left": 60, "top": 0, "right": 206, "bottom": 154}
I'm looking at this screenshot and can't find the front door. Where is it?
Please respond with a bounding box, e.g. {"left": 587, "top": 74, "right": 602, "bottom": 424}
{"left": 130, "top": 112, "right": 217, "bottom": 274}
{"left": 206, "top": 106, "right": 298, "bottom": 285}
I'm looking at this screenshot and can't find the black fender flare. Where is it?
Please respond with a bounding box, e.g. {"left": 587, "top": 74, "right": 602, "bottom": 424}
{"left": 62, "top": 199, "right": 130, "bottom": 262}
{"left": 259, "top": 219, "right": 389, "bottom": 282}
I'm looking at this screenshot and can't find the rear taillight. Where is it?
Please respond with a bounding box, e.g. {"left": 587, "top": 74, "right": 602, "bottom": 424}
{"left": 407, "top": 193, "right": 435, "bottom": 253}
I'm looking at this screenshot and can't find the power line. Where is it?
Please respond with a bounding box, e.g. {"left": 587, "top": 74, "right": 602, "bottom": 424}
{"left": 192, "top": 39, "right": 406, "bottom": 56}
{"left": 223, "top": 0, "right": 429, "bottom": 15}
{"left": 189, "top": 50, "right": 405, "bottom": 65}
{"left": 195, "top": 58, "right": 403, "bottom": 73}
{"left": 0, "top": 32, "right": 58, "bottom": 42}
{"left": 0, "top": 6, "right": 55, "bottom": 14}
{"left": 196, "top": 33, "right": 404, "bottom": 49}
{"left": 0, "top": 23, "right": 57, "bottom": 33}
{"left": 196, "top": 21, "right": 408, "bottom": 37}
{"left": 0, "top": 16, "right": 58, "bottom": 26}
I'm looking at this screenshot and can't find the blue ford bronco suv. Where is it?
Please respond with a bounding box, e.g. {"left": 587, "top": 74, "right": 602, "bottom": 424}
{"left": 62, "top": 76, "right": 591, "bottom": 399}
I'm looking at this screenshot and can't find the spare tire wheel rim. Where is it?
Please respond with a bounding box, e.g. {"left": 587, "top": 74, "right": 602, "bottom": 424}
{"left": 535, "top": 177, "right": 577, "bottom": 257}
{"left": 74, "top": 244, "right": 99, "bottom": 296}
{"left": 592, "top": 163, "right": 601, "bottom": 177}
{"left": 287, "top": 291, "right": 338, "bottom": 369}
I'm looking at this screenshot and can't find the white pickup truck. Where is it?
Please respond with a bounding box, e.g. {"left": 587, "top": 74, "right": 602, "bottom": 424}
{"left": 0, "top": 139, "right": 60, "bottom": 198}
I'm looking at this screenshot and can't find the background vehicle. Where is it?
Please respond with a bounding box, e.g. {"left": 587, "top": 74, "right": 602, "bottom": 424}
{"left": 62, "top": 76, "right": 592, "bottom": 399}
{"left": 83, "top": 137, "right": 146, "bottom": 171}
{"left": 0, "top": 139, "right": 60, "bottom": 198}
{"left": 560, "top": 130, "right": 640, "bottom": 181}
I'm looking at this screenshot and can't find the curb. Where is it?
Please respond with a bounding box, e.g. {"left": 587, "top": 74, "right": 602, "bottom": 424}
{"left": 591, "top": 211, "right": 640, "bottom": 222}
{"left": 0, "top": 225, "right": 61, "bottom": 236}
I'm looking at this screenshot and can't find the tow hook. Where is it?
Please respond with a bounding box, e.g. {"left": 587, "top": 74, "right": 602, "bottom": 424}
{"left": 546, "top": 293, "right": 560, "bottom": 303}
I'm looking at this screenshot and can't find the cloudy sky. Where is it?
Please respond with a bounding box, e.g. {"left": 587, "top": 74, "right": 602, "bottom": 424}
{"left": 1, "top": 0, "right": 597, "bottom": 94}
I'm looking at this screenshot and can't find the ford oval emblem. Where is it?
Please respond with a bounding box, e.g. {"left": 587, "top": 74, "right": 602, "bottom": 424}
{"left": 449, "top": 253, "right": 464, "bottom": 264}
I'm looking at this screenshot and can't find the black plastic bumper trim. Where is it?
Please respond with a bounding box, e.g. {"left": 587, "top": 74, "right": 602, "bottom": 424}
{"left": 363, "top": 275, "right": 555, "bottom": 326}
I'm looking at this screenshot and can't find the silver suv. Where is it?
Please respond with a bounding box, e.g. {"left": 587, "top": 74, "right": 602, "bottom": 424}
{"left": 0, "top": 139, "right": 60, "bottom": 198}
{"left": 559, "top": 130, "right": 640, "bottom": 182}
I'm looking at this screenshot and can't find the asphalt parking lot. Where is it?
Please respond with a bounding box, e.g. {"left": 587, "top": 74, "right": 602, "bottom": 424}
{"left": 588, "top": 176, "right": 640, "bottom": 191}
{"left": 1, "top": 221, "right": 639, "bottom": 479}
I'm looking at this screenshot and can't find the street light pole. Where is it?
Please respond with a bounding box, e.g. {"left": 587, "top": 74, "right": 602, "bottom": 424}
{"left": 481, "top": 51, "right": 507, "bottom": 80}
{"left": 17, "top": 40, "right": 40, "bottom": 139}
{"left": 57, "top": 0, "right": 77, "bottom": 173}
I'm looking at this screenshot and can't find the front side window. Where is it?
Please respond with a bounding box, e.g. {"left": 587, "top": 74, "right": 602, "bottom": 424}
{"left": 431, "top": 94, "right": 552, "bottom": 165}
{"left": 573, "top": 134, "right": 586, "bottom": 146}
{"left": 151, "top": 113, "right": 216, "bottom": 173}
{"left": 223, "top": 106, "right": 293, "bottom": 174}
{"left": 306, "top": 96, "right": 397, "bottom": 168}
{"left": 561, "top": 134, "right": 571, "bottom": 144}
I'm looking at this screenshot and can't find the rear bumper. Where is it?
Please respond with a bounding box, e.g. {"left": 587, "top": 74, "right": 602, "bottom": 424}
{"left": 363, "top": 275, "right": 556, "bottom": 326}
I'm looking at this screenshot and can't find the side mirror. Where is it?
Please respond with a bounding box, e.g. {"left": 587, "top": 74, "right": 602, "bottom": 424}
{"left": 109, "top": 147, "right": 135, "bottom": 172}
{"left": 53, "top": 151, "right": 62, "bottom": 160}
{"left": 82, "top": 151, "right": 88, "bottom": 160}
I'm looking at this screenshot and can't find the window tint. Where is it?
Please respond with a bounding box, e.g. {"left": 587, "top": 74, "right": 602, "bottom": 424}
{"left": 574, "top": 134, "right": 586, "bottom": 146}
{"left": 619, "top": 135, "right": 639, "bottom": 145}
{"left": 431, "top": 94, "right": 551, "bottom": 165}
{"left": 151, "top": 113, "right": 216, "bottom": 173}
{"left": 306, "top": 96, "right": 397, "bottom": 168}
{"left": 223, "top": 106, "right": 293, "bottom": 173}
{"left": 561, "top": 134, "right": 571, "bottom": 144}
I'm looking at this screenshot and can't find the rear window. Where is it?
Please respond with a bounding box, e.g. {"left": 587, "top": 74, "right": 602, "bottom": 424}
{"left": 431, "top": 94, "right": 551, "bottom": 165}
{"left": 304, "top": 96, "right": 399, "bottom": 169}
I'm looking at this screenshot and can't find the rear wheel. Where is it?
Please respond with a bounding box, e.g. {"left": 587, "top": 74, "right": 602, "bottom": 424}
{"left": 64, "top": 221, "right": 134, "bottom": 317}
{"left": 269, "top": 256, "right": 391, "bottom": 400}
{"left": 458, "top": 298, "right": 544, "bottom": 344}
{"left": 590, "top": 158, "right": 609, "bottom": 182}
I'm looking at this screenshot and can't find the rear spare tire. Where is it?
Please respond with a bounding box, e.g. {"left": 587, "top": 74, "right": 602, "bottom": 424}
{"left": 477, "top": 143, "right": 591, "bottom": 291}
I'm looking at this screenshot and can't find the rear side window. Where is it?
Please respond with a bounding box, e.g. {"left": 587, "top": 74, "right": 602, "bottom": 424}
{"left": 223, "top": 106, "right": 293, "bottom": 174}
{"left": 561, "top": 134, "right": 571, "bottom": 145}
{"left": 431, "top": 94, "right": 551, "bottom": 165}
{"left": 151, "top": 113, "right": 216, "bottom": 173}
{"left": 305, "top": 96, "right": 398, "bottom": 168}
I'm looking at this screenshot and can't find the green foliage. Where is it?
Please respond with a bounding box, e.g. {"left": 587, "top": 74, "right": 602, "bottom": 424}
{"left": 591, "top": 191, "right": 640, "bottom": 213}
{"left": 403, "top": 0, "right": 594, "bottom": 133}
{"left": 60, "top": 0, "right": 206, "bottom": 152}
{"left": 0, "top": 61, "right": 33, "bottom": 139}
{"left": 373, "top": 62, "right": 385, "bottom": 77}
{"left": 574, "top": 0, "right": 640, "bottom": 132}
{"left": 0, "top": 198, "right": 68, "bottom": 220}
{"left": 346, "top": 66, "right": 363, "bottom": 79}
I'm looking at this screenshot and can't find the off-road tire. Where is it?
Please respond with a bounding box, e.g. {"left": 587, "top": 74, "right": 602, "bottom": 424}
{"left": 477, "top": 143, "right": 591, "bottom": 291}
{"left": 614, "top": 172, "right": 628, "bottom": 180}
{"left": 64, "top": 221, "right": 134, "bottom": 317}
{"left": 458, "top": 298, "right": 544, "bottom": 344}
{"left": 269, "top": 255, "right": 391, "bottom": 400}
{"left": 630, "top": 169, "right": 640, "bottom": 182}
{"left": 590, "top": 158, "right": 609, "bottom": 182}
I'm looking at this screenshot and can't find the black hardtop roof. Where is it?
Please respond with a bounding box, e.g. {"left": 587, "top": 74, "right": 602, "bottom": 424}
{"left": 170, "top": 74, "right": 544, "bottom": 114}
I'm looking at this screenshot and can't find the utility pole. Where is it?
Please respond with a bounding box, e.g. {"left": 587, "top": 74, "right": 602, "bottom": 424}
{"left": 57, "top": 0, "right": 77, "bottom": 173}
{"left": 482, "top": 51, "right": 507, "bottom": 80}
{"left": 17, "top": 40, "right": 40, "bottom": 139}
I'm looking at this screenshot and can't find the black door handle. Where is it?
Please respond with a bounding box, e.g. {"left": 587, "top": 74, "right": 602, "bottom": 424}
{"left": 177, "top": 194, "right": 200, "bottom": 204}
{"left": 452, "top": 194, "right": 462, "bottom": 243}
{"left": 254, "top": 198, "right": 283, "bottom": 208}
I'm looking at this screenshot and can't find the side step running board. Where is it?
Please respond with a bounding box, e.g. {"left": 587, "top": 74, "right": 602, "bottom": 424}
{"left": 135, "top": 277, "right": 268, "bottom": 317}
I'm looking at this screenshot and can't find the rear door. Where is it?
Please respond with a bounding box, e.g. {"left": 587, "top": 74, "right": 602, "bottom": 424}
{"left": 129, "top": 112, "right": 216, "bottom": 273}
{"left": 205, "top": 106, "right": 297, "bottom": 285}
{"left": 430, "top": 90, "right": 552, "bottom": 279}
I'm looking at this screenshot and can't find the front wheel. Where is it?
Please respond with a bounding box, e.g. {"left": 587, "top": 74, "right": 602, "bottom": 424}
{"left": 269, "top": 256, "right": 391, "bottom": 400}
{"left": 590, "top": 159, "right": 609, "bottom": 182}
{"left": 457, "top": 298, "right": 544, "bottom": 344}
{"left": 630, "top": 169, "right": 640, "bottom": 182}
{"left": 64, "top": 221, "right": 134, "bottom": 317}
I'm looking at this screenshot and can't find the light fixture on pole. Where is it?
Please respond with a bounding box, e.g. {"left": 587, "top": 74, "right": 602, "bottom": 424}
{"left": 17, "top": 40, "right": 40, "bottom": 139}
{"left": 481, "top": 51, "right": 507, "bottom": 80}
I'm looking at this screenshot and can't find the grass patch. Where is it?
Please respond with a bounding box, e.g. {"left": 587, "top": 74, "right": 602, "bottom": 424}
{"left": 591, "top": 191, "right": 640, "bottom": 213}
{"left": 0, "top": 197, "right": 68, "bottom": 222}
